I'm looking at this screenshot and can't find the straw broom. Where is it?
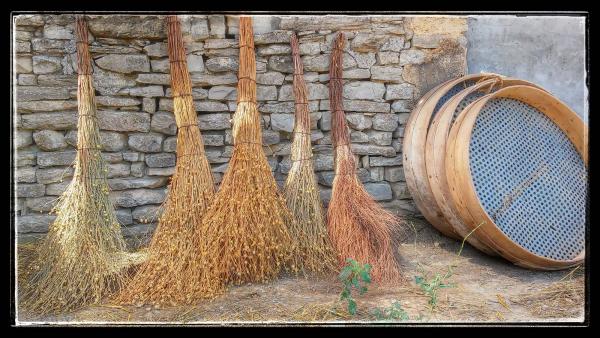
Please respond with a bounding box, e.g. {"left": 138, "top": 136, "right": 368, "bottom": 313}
{"left": 20, "top": 16, "right": 145, "bottom": 315}
{"left": 116, "top": 15, "right": 221, "bottom": 306}
{"left": 327, "top": 32, "right": 401, "bottom": 283}
{"left": 199, "top": 16, "right": 295, "bottom": 285}
{"left": 283, "top": 33, "right": 337, "bottom": 275}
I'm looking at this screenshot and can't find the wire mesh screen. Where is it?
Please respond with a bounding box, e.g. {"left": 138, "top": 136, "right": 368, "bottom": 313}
{"left": 431, "top": 80, "right": 477, "bottom": 124}
{"left": 453, "top": 91, "right": 487, "bottom": 121}
{"left": 469, "top": 98, "right": 587, "bottom": 261}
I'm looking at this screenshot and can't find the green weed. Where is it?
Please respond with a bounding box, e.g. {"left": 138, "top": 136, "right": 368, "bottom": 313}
{"left": 338, "top": 258, "right": 372, "bottom": 315}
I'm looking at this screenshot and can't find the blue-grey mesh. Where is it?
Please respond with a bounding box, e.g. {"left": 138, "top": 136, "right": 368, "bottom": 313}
{"left": 469, "top": 98, "right": 587, "bottom": 261}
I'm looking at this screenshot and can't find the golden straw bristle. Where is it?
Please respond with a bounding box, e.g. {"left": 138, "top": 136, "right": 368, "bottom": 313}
{"left": 19, "top": 16, "right": 145, "bottom": 315}
{"left": 115, "top": 15, "right": 221, "bottom": 306}
{"left": 326, "top": 32, "right": 401, "bottom": 283}
{"left": 283, "top": 33, "right": 337, "bottom": 275}
{"left": 198, "top": 16, "right": 296, "bottom": 285}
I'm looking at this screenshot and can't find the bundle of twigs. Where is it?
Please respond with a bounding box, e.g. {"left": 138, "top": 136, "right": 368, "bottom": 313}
{"left": 116, "top": 15, "right": 220, "bottom": 306}
{"left": 199, "top": 16, "right": 295, "bottom": 285}
{"left": 283, "top": 33, "right": 337, "bottom": 275}
{"left": 326, "top": 32, "right": 401, "bottom": 283}
{"left": 20, "top": 16, "right": 145, "bottom": 315}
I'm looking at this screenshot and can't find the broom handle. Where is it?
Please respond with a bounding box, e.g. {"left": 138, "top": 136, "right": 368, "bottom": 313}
{"left": 74, "top": 16, "right": 99, "bottom": 177}
{"left": 75, "top": 16, "right": 92, "bottom": 77}
{"left": 290, "top": 33, "right": 311, "bottom": 137}
{"left": 330, "top": 32, "right": 350, "bottom": 148}
{"left": 166, "top": 15, "right": 197, "bottom": 128}
{"left": 237, "top": 17, "right": 257, "bottom": 104}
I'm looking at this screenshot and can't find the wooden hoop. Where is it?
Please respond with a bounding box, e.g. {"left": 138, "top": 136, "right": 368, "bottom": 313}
{"left": 446, "top": 85, "right": 587, "bottom": 270}
{"left": 426, "top": 78, "right": 546, "bottom": 254}
{"left": 403, "top": 73, "right": 497, "bottom": 240}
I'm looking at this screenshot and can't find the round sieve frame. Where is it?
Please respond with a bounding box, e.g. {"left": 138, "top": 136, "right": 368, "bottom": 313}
{"left": 446, "top": 85, "right": 587, "bottom": 270}
{"left": 403, "top": 73, "right": 499, "bottom": 241}
{"left": 426, "top": 78, "right": 546, "bottom": 254}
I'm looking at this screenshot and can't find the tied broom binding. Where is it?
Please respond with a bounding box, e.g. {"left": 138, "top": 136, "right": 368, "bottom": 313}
{"left": 283, "top": 32, "right": 337, "bottom": 275}
{"left": 20, "top": 16, "right": 145, "bottom": 315}
{"left": 115, "top": 15, "right": 221, "bottom": 306}
{"left": 327, "top": 32, "right": 402, "bottom": 283}
{"left": 198, "top": 16, "right": 296, "bottom": 286}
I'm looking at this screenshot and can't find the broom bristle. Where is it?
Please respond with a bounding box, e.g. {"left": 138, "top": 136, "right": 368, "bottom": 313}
{"left": 115, "top": 15, "right": 221, "bottom": 306}
{"left": 20, "top": 16, "right": 145, "bottom": 315}
{"left": 327, "top": 32, "right": 401, "bottom": 283}
{"left": 283, "top": 33, "right": 337, "bottom": 275}
{"left": 198, "top": 16, "right": 296, "bottom": 285}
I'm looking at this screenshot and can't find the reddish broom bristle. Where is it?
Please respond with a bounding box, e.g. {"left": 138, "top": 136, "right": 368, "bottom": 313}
{"left": 327, "top": 32, "right": 402, "bottom": 283}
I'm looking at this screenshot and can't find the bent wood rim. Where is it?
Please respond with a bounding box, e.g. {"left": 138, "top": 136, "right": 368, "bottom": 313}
{"left": 446, "top": 85, "right": 587, "bottom": 270}
{"left": 403, "top": 73, "right": 497, "bottom": 240}
{"left": 402, "top": 80, "right": 453, "bottom": 234}
{"left": 427, "top": 78, "right": 547, "bottom": 255}
{"left": 426, "top": 79, "right": 499, "bottom": 254}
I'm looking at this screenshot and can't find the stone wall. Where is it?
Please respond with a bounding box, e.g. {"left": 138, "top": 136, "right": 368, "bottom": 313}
{"left": 13, "top": 14, "right": 468, "bottom": 245}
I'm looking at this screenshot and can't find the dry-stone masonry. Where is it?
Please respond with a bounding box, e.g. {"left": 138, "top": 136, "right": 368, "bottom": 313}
{"left": 13, "top": 14, "right": 467, "bottom": 246}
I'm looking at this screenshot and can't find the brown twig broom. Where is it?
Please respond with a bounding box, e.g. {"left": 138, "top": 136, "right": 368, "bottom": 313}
{"left": 115, "top": 15, "right": 221, "bottom": 306}
{"left": 327, "top": 32, "right": 401, "bottom": 283}
{"left": 199, "top": 17, "right": 296, "bottom": 285}
{"left": 20, "top": 16, "right": 145, "bottom": 315}
{"left": 283, "top": 33, "right": 337, "bottom": 275}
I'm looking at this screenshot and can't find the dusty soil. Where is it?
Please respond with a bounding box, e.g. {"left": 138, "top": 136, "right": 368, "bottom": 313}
{"left": 16, "top": 217, "right": 585, "bottom": 325}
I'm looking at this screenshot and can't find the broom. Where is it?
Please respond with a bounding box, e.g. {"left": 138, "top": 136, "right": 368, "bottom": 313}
{"left": 199, "top": 16, "right": 296, "bottom": 285}
{"left": 116, "top": 15, "right": 221, "bottom": 306}
{"left": 327, "top": 32, "right": 401, "bottom": 283}
{"left": 283, "top": 33, "right": 337, "bottom": 275}
{"left": 20, "top": 16, "right": 145, "bottom": 315}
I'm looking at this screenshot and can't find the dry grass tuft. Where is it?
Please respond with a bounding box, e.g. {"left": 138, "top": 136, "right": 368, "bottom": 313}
{"left": 19, "top": 16, "right": 144, "bottom": 316}
{"left": 115, "top": 15, "right": 220, "bottom": 306}
{"left": 510, "top": 267, "right": 584, "bottom": 319}
{"left": 326, "top": 32, "right": 402, "bottom": 284}
{"left": 283, "top": 33, "right": 337, "bottom": 276}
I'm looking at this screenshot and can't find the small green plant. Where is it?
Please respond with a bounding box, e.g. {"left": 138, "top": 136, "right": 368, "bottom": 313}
{"left": 414, "top": 268, "right": 456, "bottom": 309}
{"left": 413, "top": 222, "right": 485, "bottom": 310}
{"left": 371, "top": 301, "right": 410, "bottom": 321}
{"left": 338, "top": 258, "right": 372, "bottom": 315}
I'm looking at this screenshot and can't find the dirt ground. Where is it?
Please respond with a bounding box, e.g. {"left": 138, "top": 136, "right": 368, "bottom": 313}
{"left": 16, "top": 217, "right": 585, "bottom": 325}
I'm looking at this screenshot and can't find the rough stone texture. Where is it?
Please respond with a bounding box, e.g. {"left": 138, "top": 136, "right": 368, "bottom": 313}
{"left": 32, "top": 55, "right": 63, "bottom": 74}
{"left": 132, "top": 205, "right": 163, "bottom": 223}
{"left": 16, "top": 130, "right": 33, "bottom": 149}
{"left": 372, "top": 113, "right": 399, "bottom": 132}
{"left": 364, "top": 182, "right": 393, "bottom": 201}
{"left": 87, "top": 15, "right": 167, "bottom": 39}
{"left": 145, "top": 153, "right": 176, "bottom": 168}
{"left": 110, "top": 188, "right": 167, "bottom": 208}
{"left": 37, "top": 151, "right": 76, "bottom": 168}
{"left": 32, "top": 130, "right": 67, "bottom": 151}
{"left": 36, "top": 167, "right": 74, "bottom": 184}
{"left": 14, "top": 14, "right": 470, "bottom": 234}
{"left": 385, "top": 83, "right": 415, "bottom": 100}
{"left": 96, "top": 54, "right": 151, "bottom": 74}
{"left": 18, "top": 215, "right": 56, "bottom": 233}
{"left": 108, "top": 177, "right": 168, "bottom": 191}
{"left": 343, "top": 81, "right": 386, "bottom": 100}
{"left": 98, "top": 111, "right": 151, "bottom": 132}
{"left": 205, "top": 57, "right": 239, "bottom": 72}
{"left": 271, "top": 114, "right": 294, "bottom": 133}
{"left": 128, "top": 133, "right": 164, "bottom": 152}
